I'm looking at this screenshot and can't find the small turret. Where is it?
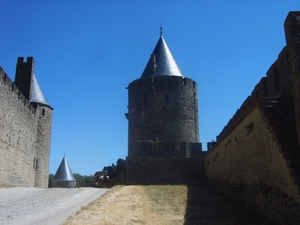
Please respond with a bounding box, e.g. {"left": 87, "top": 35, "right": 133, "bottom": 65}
{"left": 30, "top": 74, "right": 51, "bottom": 107}
{"left": 14, "top": 57, "right": 53, "bottom": 109}
{"left": 52, "top": 156, "right": 76, "bottom": 188}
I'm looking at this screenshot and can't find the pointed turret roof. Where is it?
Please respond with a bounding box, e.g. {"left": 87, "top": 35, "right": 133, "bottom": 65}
{"left": 141, "top": 28, "right": 184, "bottom": 78}
{"left": 53, "top": 156, "right": 76, "bottom": 182}
{"left": 30, "top": 74, "right": 52, "bottom": 108}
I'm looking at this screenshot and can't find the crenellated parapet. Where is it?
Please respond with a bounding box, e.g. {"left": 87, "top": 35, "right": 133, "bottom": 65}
{"left": 0, "top": 67, "right": 36, "bottom": 115}
{"left": 206, "top": 12, "right": 300, "bottom": 224}
{"left": 214, "top": 45, "right": 294, "bottom": 146}
{"left": 128, "top": 75, "right": 197, "bottom": 92}
{"left": 213, "top": 12, "right": 300, "bottom": 148}
{"left": 0, "top": 58, "right": 53, "bottom": 188}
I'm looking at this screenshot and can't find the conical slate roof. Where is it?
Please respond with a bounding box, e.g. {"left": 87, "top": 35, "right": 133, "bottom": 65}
{"left": 53, "top": 156, "right": 76, "bottom": 182}
{"left": 141, "top": 29, "right": 184, "bottom": 78}
{"left": 30, "top": 74, "right": 51, "bottom": 107}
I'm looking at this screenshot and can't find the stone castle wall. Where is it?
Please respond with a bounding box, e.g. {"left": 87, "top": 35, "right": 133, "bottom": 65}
{"left": 0, "top": 59, "right": 52, "bottom": 188}
{"left": 205, "top": 107, "right": 300, "bottom": 223}
{"left": 205, "top": 12, "right": 300, "bottom": 224}
{"left": 285, "top": 12, "right": 300, "bottom": 146}
{"left": 126, "top": 156, "right": 205, "bottom": 185}
{"left": 215, "top": 46, "right": 293, "bottom": 144}
{"left": 34, "top": 105, "right": 53, "bottom": 187}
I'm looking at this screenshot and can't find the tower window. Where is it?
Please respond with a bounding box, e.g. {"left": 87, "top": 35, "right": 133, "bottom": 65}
{"left": 42, "top": 109, "right": 45, "bottom": 115}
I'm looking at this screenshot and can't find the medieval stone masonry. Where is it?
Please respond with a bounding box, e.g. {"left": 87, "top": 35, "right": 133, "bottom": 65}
{"left": 205, "top": 12, "right": 300, "bottom": 224}
{"left": 0, "top": 57, "right": 53, "bottom": 188}
{"left": 1, "top": 10, "right": 300, "bottom": 225}
{"left": 126, "top": 30, "right": 203, "bottom": 159}
{"left": 125, "top": 12, "right": 300, "bottom": 224}
{"left": 127, "top": 76, "right": 201, "bottom": 157}
{"left": 125, "top": 28, "right": 205, "bottom": 188}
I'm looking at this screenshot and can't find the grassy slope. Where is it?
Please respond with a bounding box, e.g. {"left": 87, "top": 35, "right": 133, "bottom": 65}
{"left": 64, "top": 185, "right": 276, "bottom": 225}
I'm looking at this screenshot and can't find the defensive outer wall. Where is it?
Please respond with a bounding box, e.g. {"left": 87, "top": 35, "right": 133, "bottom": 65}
{"left": 205, "top": 12, "right": 300, "bottom": 224}
{"left": 0, "top": 57, "right": 53, "bottom": 188}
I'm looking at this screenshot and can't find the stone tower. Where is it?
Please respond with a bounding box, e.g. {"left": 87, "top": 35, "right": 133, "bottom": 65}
{"left": 126, "top": 29, "right": 201, "bottom": 158}
{"left": 15, "top": 57, "right": 53, "bottom": 187}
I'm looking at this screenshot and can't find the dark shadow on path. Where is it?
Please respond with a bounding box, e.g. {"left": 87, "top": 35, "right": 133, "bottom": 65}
{"left": 184, "top": 184, "right": 276, "bottom": 225}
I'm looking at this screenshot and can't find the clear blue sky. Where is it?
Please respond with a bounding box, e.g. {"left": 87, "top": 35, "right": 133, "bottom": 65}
{"left": 0, "top": 1, "right": 299, "bottom": 175}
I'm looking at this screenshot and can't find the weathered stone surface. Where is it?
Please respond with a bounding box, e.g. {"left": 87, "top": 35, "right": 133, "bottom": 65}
{"left": 0, "top": 57, "right": 52, "bottom": 188}
{"left": 126, "top": 156, "right": 205, "bottom": 185}
{"left": 127, "top": 75, "right": 200, "bottom": 157}
{"left": 205, "top": 12, "right": 300, "bottom": 225}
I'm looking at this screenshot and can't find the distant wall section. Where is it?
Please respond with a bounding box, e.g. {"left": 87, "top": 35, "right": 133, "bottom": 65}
{"left": 0, "top": 57, "right": 53, "bottom": 188}
{"left": 0, "top": 69, "right": 38, "bottom": 186}
{"left": 206, "top": 105, "right": 300, "bottom": 197}
{"left": 205, "top": 12, "right": 300, "bottom": 224}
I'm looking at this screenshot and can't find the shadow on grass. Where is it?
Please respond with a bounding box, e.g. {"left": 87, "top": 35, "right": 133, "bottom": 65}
{"left": 184, "top": 184, "right": 276, "bottom": 225}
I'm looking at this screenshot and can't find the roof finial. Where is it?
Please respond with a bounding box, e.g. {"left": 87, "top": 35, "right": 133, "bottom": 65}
{"left": 160, "top": 23, "right": 163, "bottom": 37}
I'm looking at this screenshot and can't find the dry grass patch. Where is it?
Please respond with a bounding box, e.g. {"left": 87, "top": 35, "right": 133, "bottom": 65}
{"left": 63, "top": 185, "right": 276, "bottom": 225}
{"left": 143, "top": 185, "right": 187, "bottom": 217}
{"left": 63, "top": 185, "right": 187, "bottom": 225}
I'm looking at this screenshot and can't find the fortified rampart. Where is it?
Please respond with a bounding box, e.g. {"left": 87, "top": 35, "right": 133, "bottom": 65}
{"left": 126, "top": 157, "right": 204, "bottom": 185}
{"left": 0, "top": 57, "right": 53, "bottom": 188}
{"left": 214, "top": 45, "right": 292, "bottom": 145}
{"left": 205, "top": 11, "right": 300, "bottom": 224}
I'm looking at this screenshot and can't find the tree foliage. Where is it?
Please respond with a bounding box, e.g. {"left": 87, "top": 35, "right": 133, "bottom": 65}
{"left": 103, "top": 163, "right": 116, "bottom": 178}
{"left": 116, "top": 158, "right": 126, "bottom": 174}
{"left": 73, "top": 173, "right": 95, "bottom": 187}
{"left": 48, "top": 158, "right": 126, "bottom": 187}
{"left": 103, "top": 158, "right": 126, "bottom": 178}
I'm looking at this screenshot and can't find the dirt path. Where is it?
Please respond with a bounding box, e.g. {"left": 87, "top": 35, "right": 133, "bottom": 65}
{"left": 0, "top": 187, "right": 108, "bottom": 225}
{"left": 64, "top": 185, "right": 276, "bottom": 225}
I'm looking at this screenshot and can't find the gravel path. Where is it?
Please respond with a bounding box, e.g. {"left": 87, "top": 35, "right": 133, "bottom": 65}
{"left": 0, "top": 187, "right": 109, "bottom": 225}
